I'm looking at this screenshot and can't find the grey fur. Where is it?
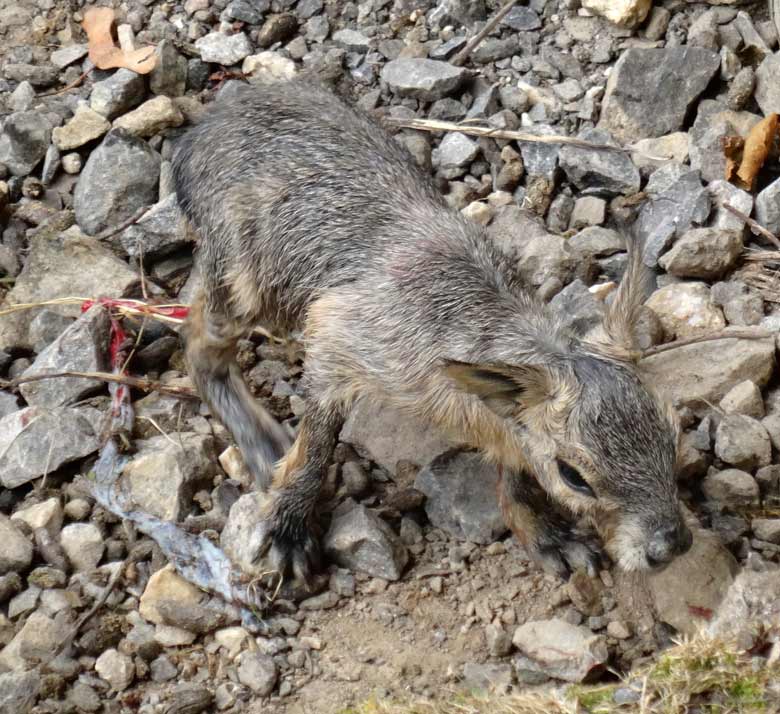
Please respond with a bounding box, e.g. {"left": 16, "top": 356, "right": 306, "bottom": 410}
{"left": 172, "top": 79, "right": 691, "bottom": 582}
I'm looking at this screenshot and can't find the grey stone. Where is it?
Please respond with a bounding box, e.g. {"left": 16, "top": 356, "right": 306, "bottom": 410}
{"left": 120, "top": 433, "right": 215, "bottom": 521}
{"left": 485, "top": 623, "right": 513, "bottom": 657}
{"left": 734, "top": 11, "right": 771, "bottom": 62}
{"left": 755, "top": 177, "right": 780, "bottom": 236}
{"left": 0, "top": 406, "right": 99, "bottom": 488}
{"left": 641, "top": 330, "right": 775, "bottom": 415}
{"left": 19, "top": 305, "right": 109, "bottom": 409}
{"left": 0, "top": 573, "right": 22, "bottom": 603}
{"left": 648, "top": 527, "right": 738, "bottom": 636}
{"left": 726, "top": 66, "right": 755, "bottom": 111}
{"left": 226, "top": 0, "right": 269, "bottom": 23}
{"left": 502, "top": 6, "right": 540, "bottom": 31}
{"left": 552, "top": 79, "right": 584, "bottom": 103}
{"left": 52, "top": 105, "right": 110, "bottom": 151}
{"left": 62, "top": 152, "right": 82, "bottom": 174}
{"left": 9, "top": 82, "right": 36, "bottom": 112}
{"left": 28, "top": 310, "right": 74, "bottom": 352}
{"left": 74, "top": 129, "right": 161, "bottom": 235}
{"left": 0, "top": 671, "right": 40, "bottom": 714}
{"left": 707, "top": 179, "right": 753, "bottom": 233}
{"left": 113, "top": 194, "right": 190, "bottom": 259}
{"left": 708, "top": 570, "right": 780, "bottom": 641}
{"left": 333, "top": 29, "right": 371, "bottom": 52}
{"left": 340, "top": 398, "right": 452, "bottom": 475}
{"left": 0, "top": 111, "right": 52, "bottom": 176}
{"left": 512, "top": 619, "right": 608, "bottom": 683}
{"left": 712, "top": 281, "right": 765, "bottom": 326}
{"left": 415, "top": 450, "right": 507, "bottom": 544}
{"left": 646, "top": 282, "right": 725, "bottom": 340}
{"left": 0, "top": 611, "right": 69, "bottom": 671}
{"left": 714, "top": 415, "right": 771, "bottom": 470}
{"left": 703, "top": 469, "right": 760, "bottom": 509}
{"left": 0, "top": 391, "right": 19, "bottom": 420}
{"left": 113, "top": 96, "right": 184, "bottom": 138}
{"left": 0, "top": 226, "right": 139, "bottom": 351}
{"left": 461, "top": 662, "right": 513, "bottom": 692}
{"left": 636, "top": 168, "right": 710, "bottom": 267}
{"left": 688, "top": 100, "right": 761, "bottom": 183}
{"left": 755, "top": 52, "right": 780, "bottom": 115}
{"left": 751, "top": 519, "right": 780, "bottom": 544}
{"left": 429, "top": 36, "right": 467, "bottom": 61}
{"left": 381, "top": 58, "right": 467, "bottom": 101}
{"left": 90, "top": 69, "right": 146, "bottom": 120}
{"left": 41, "top": 144, "right": 60, "bottom": 185}
{"left": 8, "top": 586, "right": 41, "bottom": 620}
{"left": 3, "top": 64, "right": 58, "bottom": 87}
{"left": 150, "top": 40, "right": 187, "bottom": 97}
{"left": 568, "top": 226, "right": 625, "bottom": 258}
{"left": 720, "top": 380, "right": 764, "bottom": 418}
{"left": 257, "top": 14, "right": 298, "bottom": 48}
{"left": 95, "top": 649, "right": 134, "bottom": 691}
{"left": 569, "top": 196, "right": 606, "bottom": 229}
{"left": 558, "top": 129, "right": 640, "bottom": 196}
{"left": 472, "top": 37, "right": 519, "bottom": 64}
{"left": 50, "top": 44, "right": 88, "bottom": 69}
{"left": 67, "top": 683, "right": 101, "bottom": 713}
{"left": 549, "top": 280, "right": 605, "bottom": 335}
{"left": 518, "top": 125, "right": 559, "bottom": 178}
{"left": 488, "top": 206, "right": 575, "bottom": 288}
{"left": 0, "top": 515, "right": 33, "bottom": 575}
{"left": 658, "top": 228, "right": 742, "bottom": 280}
{"left": 237, "top": 652, "right": 278, "bottom": 696}
{"left": 437, "top": 132, "right": 479, "bottom": 169}
{"left": 323, "top": 504, "right": 408, "bottom": 581}
{"left": 151, "top": 655, "right": 178, "bottom": 681}
{"left": 599, "top": 48, "right": 720, "bottom": 143}
{"left": 61, "top": 522, "right": 104, "bottom": 571}
{"left": 195, "top": 32, "right": 253, "bottom": 65}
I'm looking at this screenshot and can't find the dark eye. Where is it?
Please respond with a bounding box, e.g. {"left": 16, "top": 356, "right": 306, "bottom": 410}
{"left": 557, "top": 459, "right": 596, "bottom": 498}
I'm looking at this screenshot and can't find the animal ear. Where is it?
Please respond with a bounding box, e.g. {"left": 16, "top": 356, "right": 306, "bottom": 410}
{"left": 442, "top": 360, "right": 570, "bottom": 422}
{"left": 590, "top": 233, "right": 654, "bottom": 362}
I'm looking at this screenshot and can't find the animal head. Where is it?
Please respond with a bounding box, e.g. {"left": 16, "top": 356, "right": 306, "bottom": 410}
{"left": 444, "top": 243, "right": 692, "bottom": 571}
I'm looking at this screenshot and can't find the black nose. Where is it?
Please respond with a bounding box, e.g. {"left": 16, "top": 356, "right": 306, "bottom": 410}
{"left": 646, "top": 521, "right": 692, "bottom": 567}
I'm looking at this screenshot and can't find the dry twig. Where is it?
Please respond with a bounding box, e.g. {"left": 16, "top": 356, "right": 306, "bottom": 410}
{"left": 641, "top": 328, "right": 773, "bottom": 358}
{"left": 723, "top": 202, "right": 780, "bottom": 250}
{"left": 451, "top": 0, "right": 519, "bottom": 66}
{"left": 7, "top": 370, "right": 197, "bottom": 398}
{"left": 388, "top": 116, "right": 631, "bottom": 154}
{"left": 38, "top": 66, "right": 95, "bottom": 97}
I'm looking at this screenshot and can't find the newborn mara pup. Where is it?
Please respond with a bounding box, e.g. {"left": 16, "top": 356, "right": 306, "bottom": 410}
{"left": 173, "top": 79, "right": 692, "bottom": 584}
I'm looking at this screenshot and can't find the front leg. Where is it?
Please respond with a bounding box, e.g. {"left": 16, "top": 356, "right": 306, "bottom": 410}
{"left": 252, "top": 401, "right": 343, "bottom": 585}
{"left": 498, "top": 469, "right": 607, "bottom": 579}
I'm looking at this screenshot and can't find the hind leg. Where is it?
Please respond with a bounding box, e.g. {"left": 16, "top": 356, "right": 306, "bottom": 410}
{"left": 185, "top": 292, "right": 293, "bottom": 489}
{"left": 250, "top": 398, "right": 344, "bottom": 583}
{"left": 499, "top": 469, "right": 607, "bottom": 579}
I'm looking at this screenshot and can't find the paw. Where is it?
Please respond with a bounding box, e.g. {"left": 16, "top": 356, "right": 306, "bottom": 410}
{"left": 531, "top": 528, "right": 608, "bottom": 580}
{"left": 248, "top": 509, "right": 324, "bottom": 599}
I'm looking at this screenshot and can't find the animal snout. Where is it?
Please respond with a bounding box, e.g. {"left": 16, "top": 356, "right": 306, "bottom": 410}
{"left": 645, "top": 520, "right": 692, "bottom": 567}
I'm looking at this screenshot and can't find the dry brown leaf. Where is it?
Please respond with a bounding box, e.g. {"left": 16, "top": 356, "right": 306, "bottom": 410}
{"left": 83, "top": 7, "right": 157, "bottom": 74}
{"left": 722, "top": 135, "right": 744, "bottom": 183}
{"left": 734, "top": 113, "right": 779, "bottom": 191}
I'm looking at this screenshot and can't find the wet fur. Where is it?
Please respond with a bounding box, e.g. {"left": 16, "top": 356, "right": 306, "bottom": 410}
{"left": 173, "top": 79, "right": 688, "bottom": 582}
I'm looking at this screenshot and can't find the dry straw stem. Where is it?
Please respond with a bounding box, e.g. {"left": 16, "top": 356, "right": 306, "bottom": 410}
{"left": 723, "top": 202, "right": 780, "bottom": 250}
{"left": 7, "top": 370, "right": 197, "bottom": 399}
{"left": 640, "top": 327, "right": 773, "bottom": 358}
{"left": 388, "top": 118, "right": 667, "bottom": 161}
{"left": 0, "top": 297, "right": 189, "bottom": 325}
{"left": 354, "top": 636, "right": 779, "bottom": 714}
